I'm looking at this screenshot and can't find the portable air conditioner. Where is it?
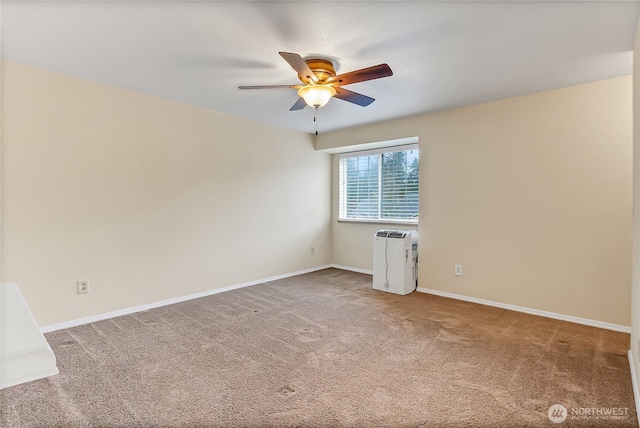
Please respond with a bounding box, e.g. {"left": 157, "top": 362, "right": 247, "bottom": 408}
{"left": 373, "top": 229, "right": 418, "bottom": 295}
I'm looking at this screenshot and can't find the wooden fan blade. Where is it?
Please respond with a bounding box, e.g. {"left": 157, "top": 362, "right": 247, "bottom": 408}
{"left": 334, "top": 87, "right": 375, "bottom": 107}
{"left": 239, "top": 85, "right": 300, "bottom": 89}
{"left": 279, "top": 52, "right": 319, "bottom": 84}
{"left": 289, "top": 98, "right": 307, "bottom": 111}
{"left": 327, "top": 64, "right": 393, "bottom": 86}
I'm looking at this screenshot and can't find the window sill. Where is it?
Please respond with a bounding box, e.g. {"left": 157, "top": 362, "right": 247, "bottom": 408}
{"left": 337, "top": 218, "right": 418, "bottom": 227}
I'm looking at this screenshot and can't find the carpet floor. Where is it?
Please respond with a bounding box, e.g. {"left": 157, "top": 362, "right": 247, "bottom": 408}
{"left": 0, "top": 268, "right": 636, "bottom": 427}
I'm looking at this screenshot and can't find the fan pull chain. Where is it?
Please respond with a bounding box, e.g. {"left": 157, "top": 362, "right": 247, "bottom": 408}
{"left": 314, "top": 107, "right": 318, "bottom": 136}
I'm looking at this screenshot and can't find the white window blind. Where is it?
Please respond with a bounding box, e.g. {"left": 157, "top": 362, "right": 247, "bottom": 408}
{"left": 339, "top": 144, "right": 419, "bottom": 222}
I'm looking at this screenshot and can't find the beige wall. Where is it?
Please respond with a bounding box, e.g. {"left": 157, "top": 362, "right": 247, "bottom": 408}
{"left": 320, "top": 76, "right": 633, "bottom": 327}
{"left": 1, "top": 62, "right": 331, "bottom": 327}
{"left": 631, "top": 15, "right": 640, "bottom": 385}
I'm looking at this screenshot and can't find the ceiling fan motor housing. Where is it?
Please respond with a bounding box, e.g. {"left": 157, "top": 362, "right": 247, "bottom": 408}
{"left": 300, "top": 59, "right": 336, "bottom": 83}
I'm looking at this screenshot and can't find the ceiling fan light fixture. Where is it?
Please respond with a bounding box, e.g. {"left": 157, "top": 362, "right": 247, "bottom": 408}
{"left": 297, "top": 84, "right": 336, "bottom": 108}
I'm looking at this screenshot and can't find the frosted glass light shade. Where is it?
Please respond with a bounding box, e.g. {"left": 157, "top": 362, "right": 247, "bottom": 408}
{"left": 297, "top": 85, "right": 336, "bottom": 108}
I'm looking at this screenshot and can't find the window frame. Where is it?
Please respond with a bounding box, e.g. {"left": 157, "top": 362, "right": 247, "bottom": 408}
{"left": 338, "top": 144, "right": 419, "bottom": 225}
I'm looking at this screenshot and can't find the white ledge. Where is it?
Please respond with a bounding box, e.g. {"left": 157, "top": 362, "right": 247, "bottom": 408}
{"left": 1, "top": 283, "right": 58, "bottom": 389}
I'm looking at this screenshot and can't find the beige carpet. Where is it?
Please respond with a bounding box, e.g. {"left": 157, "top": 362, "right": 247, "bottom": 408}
{"left": 1, "top": 268, "right": 636, "bottom": 427}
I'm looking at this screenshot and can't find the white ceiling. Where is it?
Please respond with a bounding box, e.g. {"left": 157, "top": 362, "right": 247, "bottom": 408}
{"left": 2, "top": 1, "right": 639, "bottom": 134}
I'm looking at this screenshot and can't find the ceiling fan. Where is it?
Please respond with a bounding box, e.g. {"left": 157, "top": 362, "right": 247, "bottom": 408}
{"left": 239, "top": 52, "right": 393, "bottom": 111}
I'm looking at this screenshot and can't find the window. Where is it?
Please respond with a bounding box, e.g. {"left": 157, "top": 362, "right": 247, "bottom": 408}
{"left": 339, "top": 144, "right": 419, "bottom": 223}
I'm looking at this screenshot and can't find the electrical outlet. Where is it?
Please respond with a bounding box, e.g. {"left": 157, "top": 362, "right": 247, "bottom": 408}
{"left": 311, "top": 246, "right": 316, "bottom": 255}
{"left": 455, "top": 265, "right": 463, "bottom": 276}
{"left": 77, "top": 280, "right": 89, "bottom": 294}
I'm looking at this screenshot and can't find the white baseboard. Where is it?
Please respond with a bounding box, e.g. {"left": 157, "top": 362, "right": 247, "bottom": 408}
{"left": 417, "top": 287, "right": 630, "bottom": 333}
{"left": 628, "top": 350, "right": 640, "bottom": 427}
{"left": 329, "top": 265, "right": 629, "bottom": 333}
{"left": 41, "top": 264, "right": 631, "bottom": 336}
{"left": 40, "top": 265, "right": 333, "bottom": 333}
{"left": 328, "top": 264, "right": 373, "bottom": 275}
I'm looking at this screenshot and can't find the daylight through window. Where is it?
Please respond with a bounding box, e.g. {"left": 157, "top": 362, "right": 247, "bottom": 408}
{"left": 339, "top": 144, "right": 419, "bottom": 223}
